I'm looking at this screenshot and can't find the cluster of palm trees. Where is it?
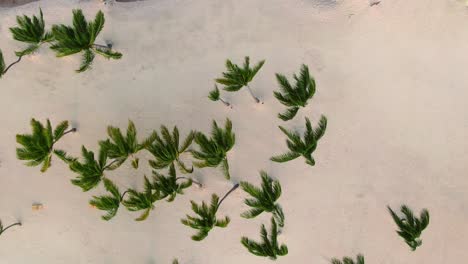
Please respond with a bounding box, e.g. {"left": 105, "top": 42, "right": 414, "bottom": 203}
{"left": 0, "top": 8, "right": 121, "bottom": 78}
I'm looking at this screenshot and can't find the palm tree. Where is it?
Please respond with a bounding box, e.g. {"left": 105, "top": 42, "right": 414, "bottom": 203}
{"left": 89, "top": 178, "right": 128, "bottom": 221}
{"left": 50, "top": 9, "right": 122, "bottom": 73}
{"left": 151, "top": 164, "right": 201, "bottom": 202}
{"left": 99, "top": 120, "right": 156, "bottom": 169}
{"left": 271, "top": 116, "right": 327, "bottom": 166}
{"left": 190, "top": 119, "right": 235, "bottom": 179}
{"left": 123, "top": 176, "right": 160, "bottom": 221}
{"left": 16, "top": 118, "right": 76, "bottom": 172}
{"left": 208, "top": 85, "right": 231, "bottom": 108}
{"left": 0, "top": 9, "right": 53, "bottom": 78}
{"left": 273, "top": 64, "right": 316, "bottom": 121}
{"left": 241, "top": 218, "right": 288, "bottom": 260}
{"left": 388, "top": 205, "right": 429, "bottom": 251}
{"left": 331, "top": 254, "right": 365, "bottom": 264}
{"left": 146, "top": 125, "right": 195, "bottom": 174}
{"left": 181, "top": 184, "right": 239, "bottom": 241}
{"left": 240, "top": 171, "right": 284, "bottom": 227}
{"left": 215, "top": 56, "right": 265, "bottom": 103}
{"left": 172, "top": 259, "right": 179, "bottom": 264}
{"left": 0, "top": 219, "right": 21, "bottom": 237}
{"left": 69, "top": 146, "right": 116, "bottom": 191}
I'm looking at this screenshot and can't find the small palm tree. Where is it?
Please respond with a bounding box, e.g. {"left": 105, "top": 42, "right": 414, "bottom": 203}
{"left": 172, "top": 259, "right": 179, "bottom": 264}
{"left": 208, "top": 85, "right": 231, "bottom": 108}
{"left": 1, "top": 9, "right": 53, "bottom": 78}
{"left": 273, "top": 64, "right": 316, "bottom": 121}
{"left": 271, "top": 116, "right": 327, "bottom": 166}
{"left": 215, "top": 56, "right": 265, "bottom": 103}
{"left": 240, "top": 171, "right": 284, "bottom": 227}
{"left": 99, "top": 120, "right": 156, "bottom": 169}
{"left": 241, "top": 218, "right": 288, "bottom": 260}
{"left": 331, "top": 254, "right": 365, "bottom": 264}
{"left": 146, "top": 125, "right": 195, "bottom": 174}
{"left": 50, "top": 9, "right": 122, "bottom": 73}
{"left": 89, "top": 178, "right": 128, "bottom": 221}
{"left": 0, "top": 219, "right": 21, "bottom": 237}
{"left": 69, "top": 146, "right": 115, "bottom": 191}
{"left": 16, "top": 118, "right": 76, "bottom": 172}
{"left": 388, "top": 205, "right": 429, "bottom": 251}
{"left": 190, "top": 119, "right": 235, "bottom": 179}
{"left": 181, "top": 184, "right": 239, "bottom": 241}
{"left": 123, "top": 176, "right": 160, "bottom": 221}
{"left": 151, "top": 164, "right": 200, "bottom": 202}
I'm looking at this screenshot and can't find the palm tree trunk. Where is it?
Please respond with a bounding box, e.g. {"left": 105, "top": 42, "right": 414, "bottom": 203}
{"left": 176, "top": 177, "right": 202, "bottom": 187}
{"left": 92, "top": 43, "right": 112, "bottom": 50}
{"left": 219, "top": 98, "right": 231, "bottom": 108}
{"left": 2, "top": 56, "right": 22, "bottom": 75}
{"left": 245, "top": 85, "right": 261, "bottom": 103}
{"left": 217, "top": 183, "right": 239, "bottom": 208}
{"left": 0, "top": 222, "right": 21, "bottom": 236}
{"left": 63, "top": 128, "right": 77, "bottom": 136}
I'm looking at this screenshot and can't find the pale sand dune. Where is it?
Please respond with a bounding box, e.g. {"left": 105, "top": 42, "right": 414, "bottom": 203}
{"left": 1, "top": 0, "right": 468, "bottom": 263}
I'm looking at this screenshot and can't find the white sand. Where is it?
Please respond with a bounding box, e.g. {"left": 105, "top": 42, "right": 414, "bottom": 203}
{"left": 1, "top": 0, "right": 468, "bottom": 263}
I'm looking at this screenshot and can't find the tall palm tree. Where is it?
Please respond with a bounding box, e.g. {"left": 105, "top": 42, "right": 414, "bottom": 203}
{"left": 16, "top": 118, "right": 76, "bottom": 172}
{"left": 388, "top": 204, "right": 429, "bottom": 251}
{"left": 273, "top": 64, "right": 316, "bottom": 121}
{"left": 271, "top": 116, "right": 327, "bottom": 166}
{"left": 240, "top": 171, "right": 284, "bottom": 227}
{"left": 190, "top": 119, "right": 235, "bottom": 179}
{"left": 181, "top": 184, "right": 239, "bottom": 241}
{"left": 50, "top": 9, "right": 122, "bottom": 72}
{"left": 0, "top": 219, "right": 21, "bottom": 237}
{"left": 0, "top": 9, "right": 53, "bottom": 78}
{"left": 241, "top": 218, "right": 288, "bottom": 260}
{"left": 331, "top": 254, "right": 365, "bottom": 264}
{"left": 215, "top": 56, "right": 265, "bottom": 103}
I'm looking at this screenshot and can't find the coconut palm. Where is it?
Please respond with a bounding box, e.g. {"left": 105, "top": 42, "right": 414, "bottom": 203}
{"left": 123, "top": 176, "right": 160, "bottom": 221}
{"left": 16, "top": 118, "right": 76, "bottom": 172}
{"left": 190, "top": 119, "right": 235, "bottom": 179}
{"left": 50, "top": 9, "right": 122, "bottom": 73}
{"left": 172, "top": 260, "right": 179, "bottom": 264}
{"left": 241, "top": 218, "right": 288, "bottom": 260}
{"left": 274, "top": 64, "right": 316, "bottom": 121}
{"left": 271, "top": 116, "right": 327, "bottom": 166}
{"left": 240, "top": 171, "right": 284, "bottom": 227}
{"left": 0, "top": 9, "right": 53, "bottom": 78}
{"left": 181, "top": 184, "right": 239, "bottom": 241}
{"left": 331, "top": 254, "right": 365, "bottom": 264}
{"left": 215, "top": 56, "right": 265, "bottom": 103}
{"left": 151, "top": 164, "right": 201, "bottom": 202}
{"left": 0, "top": 219, "right": 21, "bottom": 237}
{"left": 146, "top": 125, "right": 195, "bottom": 174}
{"left": 388, "top": 205, "right": 429, "bottom": 251}
{"left": 99, "top": 120, "right": 156, "bottom": 169}
{"left": 89, "top": 178, "right": 128, "bottom": 221}
{"left": 208, "top": 85, "right": 231, "bottom": 108}
{"left": 69, "top": 146, "right": 118, "bottom": 191}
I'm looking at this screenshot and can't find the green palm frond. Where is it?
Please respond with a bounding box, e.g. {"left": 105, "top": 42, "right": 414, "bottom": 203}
{"left": 190, "top": 119, "right": 235, "bottom": 179}
{"left": 215, "top": 56, "right": 265, "bottom": 103}
{"left": 0, "top": 219, "right": 22, "bottom": 237}
{"left": 16, "top": 118, "right": 75, "bottom": 172}
{"left": 9, "top": 8, "right": 53, "bottom": 56}
{"left": 151, "top": 164, "right": 192, "bottom": 202}
{"left": 123, "top": 176, "right": 160, "bottom": 221}
{"left": 50, "top": 9, "right": 122, "bottom": 72}
{"left": 331, "top": 254, "right": 365, "bottom": 264}
{"left": 89, "top": 178, "right": 126, "bottom": 221}
{"left": 271, "top": 115, "right": 327, "bottom": 166}
{"left": 69, "top": 146, "right": 108, "bottom": 191}
{"left": 172, "top": 259, "right": 179, "bottom": 264}
{"left": 181, "top": 184, "right": 238, "bottom": 241}
{"left": 99, "top": 120, "right": 156, "bottom": 170}
{"left": 388, "top": 205, "right": 429, "bottom": 251}
{"left": 274, "top": 64, "right": 316, "bottom": 121}
{"left": 146, "top": 125, "right": 195, "bottom": 174}
{"left": 241, "top": 218, "right": 288, "bottom": 260}
{"left": 240, "top": 171, "right": 284, "bottom": 227}
{"left": 0, "top": 50, "right": 5, "bottom": 77}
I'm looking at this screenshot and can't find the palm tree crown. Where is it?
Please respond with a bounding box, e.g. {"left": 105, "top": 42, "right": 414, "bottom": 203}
{"left": 89, "top": 178, "right": 127, "bottom": 221}
{"left": 271, "top": 115, "right": 327, "bottom": 166}
{"left": 331, "top": 254, "right": 365, "bottom": 264}
{"left": 69, "top": 146, "right": 112, "bottom": 191}
{"left": 151, "top": 164, "right": 193, "bottom": 202}
{"left": 274, "top": 64, "right": 316, "bottom": 121}
{"left": 50, "top": 9, "right": 122, "bottom": 72}
{"left": 240, "top": 171, "right": 285, "bottom": 227}
{"left": 123, "top": 176, "right": 160, "bottom": 221}
{"left": 388, "top": 204, "right": 429, "bottom": 251}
